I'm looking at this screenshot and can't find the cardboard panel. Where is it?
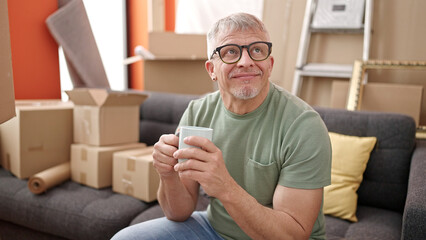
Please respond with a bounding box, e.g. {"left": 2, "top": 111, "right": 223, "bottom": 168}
{"left": 65, "top": 89, "right": 106, "bottom": 106}
{"left": 148, "top": 32, "right": 207, "bottom": 59}
{"left": 144, "top": 60, "right": 214, "bottom": 95}
{"left": 148, "top": 0, "right": 165, "bottom": 32}
{"left": 71, "top": 143, "right": 147, "bottom": 189}
{"left": 102, "top": 92, "right": 148, "bottom": 106}
{"left": 100, "top": 106, "right": 140, "bottom": 144}
{"left": 66, "top": 89, "right": 148, "bottom": 106}
{"left": 361, "top": 83, "right": 423, "bottom": 126}
{"left": 0, "top": 100, "right": 73, "bottom": 178}
{"left": 0, "top": 115, "right": 19, "bottom": 169}
{"left": 331, "top": 81, "right": 423, "bottom": 126}
{"left": 330, "top": 81, "right": 350, "bottom": 109}
{"left": 0, "top": 0, "right": 16, "bottom": 124}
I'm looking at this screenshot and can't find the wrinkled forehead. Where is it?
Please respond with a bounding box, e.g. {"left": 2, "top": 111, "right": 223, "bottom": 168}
{"left": 214, "top": 28, "right": 270, "bottom": 46}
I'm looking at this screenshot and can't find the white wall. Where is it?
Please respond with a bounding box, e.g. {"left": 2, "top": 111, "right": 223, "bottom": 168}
{"left": 175, "top": 0, "right": 264, "bottom": 34}
{"left": 60, "top": 0, "right": 127, "bottom": 100}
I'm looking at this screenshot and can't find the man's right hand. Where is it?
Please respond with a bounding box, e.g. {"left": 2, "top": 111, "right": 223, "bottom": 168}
{"left": 152, "top": 133, "right": 200, "bottom": 221}
{"left": 152, "top": 134, "right": 179, "bottom": 177}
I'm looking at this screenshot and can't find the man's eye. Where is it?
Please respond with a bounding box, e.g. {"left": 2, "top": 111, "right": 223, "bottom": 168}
{"left": 221, "top": 47, "right": 239, "bottom": 56}
{"left": 252, "top": 47, "right": 262, "bottom": 54}
{"left": 228, "top": 49, "right": 237, "bottom": 54}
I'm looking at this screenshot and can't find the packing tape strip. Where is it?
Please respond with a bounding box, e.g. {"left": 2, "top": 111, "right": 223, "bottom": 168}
{"left": 83, "top": 107, "right": 91, "bottom": 142}
{"left": 81, "top": 148, "right": 87, "bottom": 161}
{"left": 122, "top": 174, "right": 134, "bottom": 195}
{"left": 127, "top": 157, "right": 136, "bottom": 171}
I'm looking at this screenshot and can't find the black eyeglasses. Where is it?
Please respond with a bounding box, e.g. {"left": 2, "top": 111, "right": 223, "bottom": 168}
{"left": 210, "top": 41, "right": 272, "bottom": 64}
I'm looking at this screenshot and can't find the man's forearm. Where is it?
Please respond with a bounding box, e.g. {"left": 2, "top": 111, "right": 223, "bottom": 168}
{"left": 220, "top": 183, "right": 309, "bottom": 240}
{"left": 157, "top": 174, "right": 198, "bottom": 222}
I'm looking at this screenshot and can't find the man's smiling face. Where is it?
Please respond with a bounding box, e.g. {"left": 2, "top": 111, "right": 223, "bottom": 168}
{"left": 208, "top": 29, "right": 274, "bottom": 101}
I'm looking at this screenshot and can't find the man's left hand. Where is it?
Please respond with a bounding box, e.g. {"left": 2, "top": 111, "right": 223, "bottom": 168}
{"left": 173, "top": 136, "right": 236, "bottom": 200}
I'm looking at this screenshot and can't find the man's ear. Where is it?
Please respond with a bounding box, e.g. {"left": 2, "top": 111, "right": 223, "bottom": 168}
{"left": 268, "top": 56, "right": 274, "bottom": 75}
{"left": 205, "top": 60, "right": 216, "bottom": 81}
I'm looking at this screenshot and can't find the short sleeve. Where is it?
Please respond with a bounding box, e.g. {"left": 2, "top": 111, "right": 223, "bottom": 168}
{"left": 279, "top": 110, "right": 332, "bottom": 189}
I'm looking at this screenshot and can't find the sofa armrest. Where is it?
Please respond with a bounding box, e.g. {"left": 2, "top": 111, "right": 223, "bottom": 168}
{"left": 401, "top": 140, "right": 426, "bottom": 240}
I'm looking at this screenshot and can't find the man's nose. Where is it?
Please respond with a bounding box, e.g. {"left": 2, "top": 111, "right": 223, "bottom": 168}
{"left": 237, "top": 48, "right": 254, "bottom": 66}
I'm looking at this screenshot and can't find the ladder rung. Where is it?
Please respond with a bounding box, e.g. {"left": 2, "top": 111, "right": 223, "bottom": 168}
{"left": 298, "top": 63, "right": 353, "bottom": 78}
{"left": 310, "top": 27, "right": 364, "bottom": 34}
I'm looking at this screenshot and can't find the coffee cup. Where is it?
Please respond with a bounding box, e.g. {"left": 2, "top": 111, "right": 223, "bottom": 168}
{"left": 178, "top": 126, "right": 213, "bottom": 163}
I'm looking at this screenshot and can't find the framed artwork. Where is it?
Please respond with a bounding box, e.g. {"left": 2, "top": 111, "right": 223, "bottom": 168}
{"left": 346, "top": 60, "right": 426, "bottom": 111}
{"left": 346, "top": 60, "right": 426, "bottom": 138}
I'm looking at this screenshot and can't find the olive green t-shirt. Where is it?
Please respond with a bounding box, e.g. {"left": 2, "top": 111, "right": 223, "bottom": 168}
{"left": 178, "top": 83, "right": 331, "bottom": 240}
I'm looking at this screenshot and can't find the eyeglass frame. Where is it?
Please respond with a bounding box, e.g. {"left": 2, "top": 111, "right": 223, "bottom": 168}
{"left": 209, "top": 41, "right": 273, "bottom": 64}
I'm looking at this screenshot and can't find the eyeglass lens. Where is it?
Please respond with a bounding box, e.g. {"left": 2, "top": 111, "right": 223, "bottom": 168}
{"left": 219, "top": 42, "right": 270, "bottom": 63}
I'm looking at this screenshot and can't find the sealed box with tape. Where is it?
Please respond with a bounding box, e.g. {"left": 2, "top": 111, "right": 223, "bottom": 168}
{"left": 112, "top": 146, "right": 159, "bottom": 202}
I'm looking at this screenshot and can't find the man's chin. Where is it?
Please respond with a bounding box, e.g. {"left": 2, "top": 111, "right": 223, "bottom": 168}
{"left": 231, "top": 87, "right": 260, "bottom": 100}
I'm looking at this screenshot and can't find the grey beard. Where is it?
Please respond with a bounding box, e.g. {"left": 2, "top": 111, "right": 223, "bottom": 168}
{"left": 231, "top": 86, "right": 260, "bottom": 100}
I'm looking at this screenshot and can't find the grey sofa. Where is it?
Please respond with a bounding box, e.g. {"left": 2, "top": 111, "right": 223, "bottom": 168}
{"left": 0, "top": 91, "right": 425, "bottom": 240}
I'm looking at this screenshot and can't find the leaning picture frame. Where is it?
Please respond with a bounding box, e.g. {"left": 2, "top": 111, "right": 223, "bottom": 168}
{"left": 346, "top": 59, "right": 426, "bottom": 138}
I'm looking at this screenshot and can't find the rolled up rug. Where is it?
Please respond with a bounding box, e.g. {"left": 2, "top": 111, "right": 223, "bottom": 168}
{"left": 45, "top": 0, "right": 110, "bottom": 88}
{"left": 28, "top": 162, "right": 71, "bottom": 194}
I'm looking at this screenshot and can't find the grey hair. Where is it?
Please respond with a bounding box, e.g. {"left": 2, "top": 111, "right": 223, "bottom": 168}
{"left": 206, "top": 12, "right": 270, "bottom": 59}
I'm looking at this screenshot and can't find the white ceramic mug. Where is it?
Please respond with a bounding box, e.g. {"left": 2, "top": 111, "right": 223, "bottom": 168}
{"left": 178, "top": 126, "right": 213, "bottom": 163}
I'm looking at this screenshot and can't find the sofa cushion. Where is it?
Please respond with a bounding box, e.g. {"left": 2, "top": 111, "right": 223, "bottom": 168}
{"left": 139, "top": 91, "right": 200, "bottom": 145}
{"left": 325, "top": 206, "right": 402, "bottom": 240}
{"left": 315, "top": 107, "right": 416, "bottom": 213}
{"left": 0, "top": 167, "right": 153, "bottom": 240}
{"left": 0, "top": 219, "right": 68, "bottom": 240}
{"left": 324, "top": 132, "right": 377, "bottom": 222}
{"left": 402, "top": 139, "right": 426, "bottom": 240}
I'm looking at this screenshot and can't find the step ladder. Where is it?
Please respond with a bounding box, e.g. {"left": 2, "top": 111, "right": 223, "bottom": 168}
{"left": 291, "top": 0, "right": 374, "bottom": 96}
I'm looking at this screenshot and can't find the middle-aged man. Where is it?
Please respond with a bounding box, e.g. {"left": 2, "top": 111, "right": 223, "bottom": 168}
{"left": 112, "top": 12, "right": 331, "bottom": 240}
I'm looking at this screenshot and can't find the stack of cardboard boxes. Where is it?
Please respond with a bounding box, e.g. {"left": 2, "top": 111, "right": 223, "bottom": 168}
{"left": 67, "top": 88, "right": 161, "bottom": 202}
{"left": 0, "top": 88, "right": 161, "bottom": 202}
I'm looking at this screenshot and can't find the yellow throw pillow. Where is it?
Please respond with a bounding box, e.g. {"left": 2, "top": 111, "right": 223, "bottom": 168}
{"left": 324, "top": 132, "right": 377, "bottom": 222}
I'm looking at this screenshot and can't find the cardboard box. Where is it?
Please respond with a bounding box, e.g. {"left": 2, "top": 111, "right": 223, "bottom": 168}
{"left": 113, "top": 146, "right": 159, "bottom": 202}
{"left": 128, "top": 32, "right": 215, "bottom": 95}
{"left": 144, "top": 60, "right": 214, "bottom": 95}
{"left": 144, "top": 32, "right": 213, "bottom": 95}
{"left": 148, "top": 32, "right": 207, "bottom": 59}
{"left": 71, "top": 142, "right": 147, "bottom": 189}
{"left": 66, "top": 89, "right": 148, "bottom": 146}
{"left": 331, "top": 81, "right": 423, "bottom": 126}
{"left": 0, "top": 100, "right": 73, "bottom": 179}
{"left": 0, "top": 0, "right": 16, "bottom": 125}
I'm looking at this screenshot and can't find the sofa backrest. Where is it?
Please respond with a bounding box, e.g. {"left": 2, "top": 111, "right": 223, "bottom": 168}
{"left": 314, "top": 107, "right": 416, "bottom": 213}
{"left": 139, "top": 91, "right": 200, "bottom": 146}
